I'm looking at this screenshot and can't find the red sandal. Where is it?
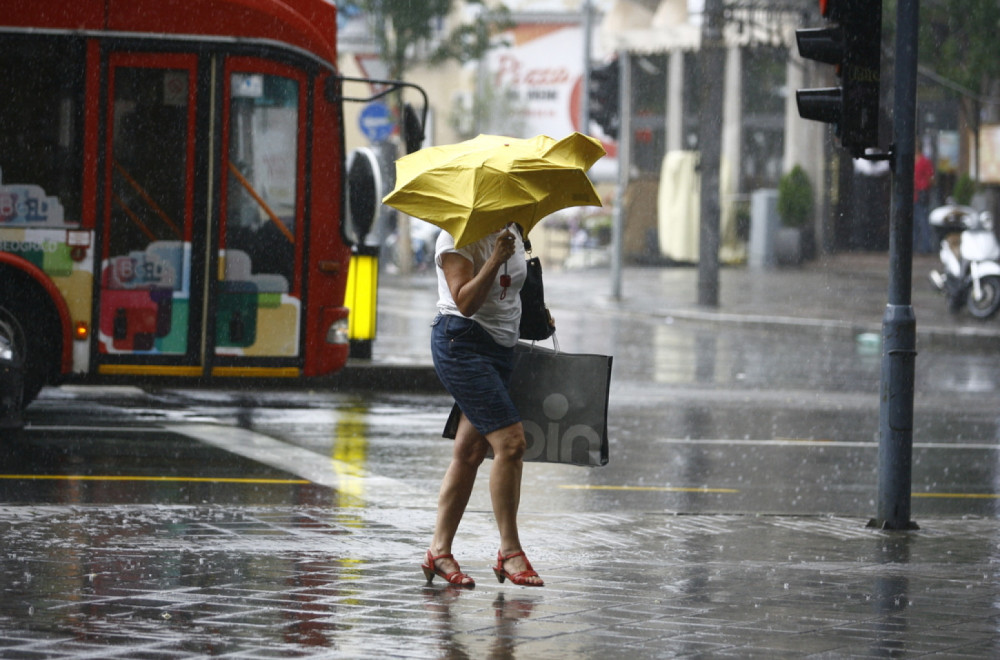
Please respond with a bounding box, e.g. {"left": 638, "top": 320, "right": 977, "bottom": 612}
{"left": 421, "top": 550, "right": 475, "bottom": 587}
{"left": 492, "top": 550, "right": 544, "bottom": 587}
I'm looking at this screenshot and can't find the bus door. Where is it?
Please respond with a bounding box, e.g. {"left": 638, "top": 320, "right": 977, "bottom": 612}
{"left": 97, "top": 52, "right": 309, "bottom": 378}
{"left": 97, "top": 52, "right": 202, "bottom": 375}
{"left": 214, "top": 58, "right": 307, "bottom": 376}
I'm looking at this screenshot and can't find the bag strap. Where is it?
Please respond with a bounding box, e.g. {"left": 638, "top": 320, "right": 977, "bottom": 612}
{"left": 513, "top": 223, "right": 532, "bottom": 255}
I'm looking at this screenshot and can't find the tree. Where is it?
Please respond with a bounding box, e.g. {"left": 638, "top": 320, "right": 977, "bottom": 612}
{"left": 884, "top": 0, "right": 1000, "bottom": 178}
{"left": 349, "top": 1, "right": 512, "bottom": 272}
{"left": 914, "top": 0, "right": 1000, "bottom": 97}
{"left": 356, "top": 1, "right": 512, "bottom": 82}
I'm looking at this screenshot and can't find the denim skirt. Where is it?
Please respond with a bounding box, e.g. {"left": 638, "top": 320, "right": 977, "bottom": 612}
{"left": 431, "top": 314, "right": 520, "bottom": 436}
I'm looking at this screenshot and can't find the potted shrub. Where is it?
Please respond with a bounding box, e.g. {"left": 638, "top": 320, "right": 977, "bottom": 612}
{"left": 953, "top": 173, "right": 976, "bottom": 206}
{"left": 776, "top": 165, "right": 814, "bottom": 264}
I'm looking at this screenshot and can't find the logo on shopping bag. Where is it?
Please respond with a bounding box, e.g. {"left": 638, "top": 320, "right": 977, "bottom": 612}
{"left": 522, "top": 393, "right": 602, "bottom": 464}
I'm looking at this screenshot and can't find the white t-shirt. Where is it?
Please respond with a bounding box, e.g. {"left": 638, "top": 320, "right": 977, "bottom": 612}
{"left": 435, "top": 228, "right": 527, "bottom": 347}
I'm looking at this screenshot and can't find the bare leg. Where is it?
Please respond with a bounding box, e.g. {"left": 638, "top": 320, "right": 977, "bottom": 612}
{"left": 430, "top": 414, "right": 487, "bottom": 582}
{"left": 486, "top": 422, "right": 542, "bottom": 585}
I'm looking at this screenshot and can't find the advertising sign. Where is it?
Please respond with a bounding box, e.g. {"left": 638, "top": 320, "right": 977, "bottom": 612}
{"left": 486, "top": 22, "right": 617, "bottom": 179}
{"left": 979, "top": 125, "right": 1000, "bottom": 184}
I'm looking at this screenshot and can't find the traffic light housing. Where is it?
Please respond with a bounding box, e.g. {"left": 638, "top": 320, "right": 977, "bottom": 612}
{"left": 796, "top": 0, "right": 881, "bottom": 156}
{"left": 588, "top": 59, "right": 620, "bottom": 140}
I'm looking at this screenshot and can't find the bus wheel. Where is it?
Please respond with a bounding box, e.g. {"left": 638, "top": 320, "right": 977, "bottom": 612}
{"left": 0, "top": 275, "right": 62, "bottom": 407}
{"left": 0, "top": 307, "right": 26, "bottom": 430}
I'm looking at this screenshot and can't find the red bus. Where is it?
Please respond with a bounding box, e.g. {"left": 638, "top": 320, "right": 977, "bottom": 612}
{"left": 0, "top": 0, "right": 423, "bottom": 417}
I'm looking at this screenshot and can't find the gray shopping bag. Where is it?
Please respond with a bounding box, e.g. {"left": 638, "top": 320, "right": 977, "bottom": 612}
{"left": 443, "top": 341, "right": 612, "bottom": 467}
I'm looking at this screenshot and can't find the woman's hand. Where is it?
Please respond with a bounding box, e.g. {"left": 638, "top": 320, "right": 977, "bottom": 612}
{"left": 487, "top": 229, "right": 517, "bottom": 269}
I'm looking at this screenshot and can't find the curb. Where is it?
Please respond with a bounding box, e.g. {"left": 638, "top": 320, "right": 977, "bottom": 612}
{"left": 327, "top": 362, "right": 443, "bottom": 393}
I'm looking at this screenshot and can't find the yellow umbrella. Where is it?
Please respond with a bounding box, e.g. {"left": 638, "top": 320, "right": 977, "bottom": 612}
{"left": 382, "top": 132, "right": 606, "bottom": 249}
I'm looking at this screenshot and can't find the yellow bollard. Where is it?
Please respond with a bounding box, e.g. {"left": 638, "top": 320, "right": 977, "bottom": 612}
{"left": 345, "top": 248, "right": 379, "bottom": 359}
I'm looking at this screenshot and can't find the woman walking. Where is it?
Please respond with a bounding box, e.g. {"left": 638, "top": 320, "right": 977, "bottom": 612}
{"left": 421, "top": 224, "right": 543, "bottom": 588}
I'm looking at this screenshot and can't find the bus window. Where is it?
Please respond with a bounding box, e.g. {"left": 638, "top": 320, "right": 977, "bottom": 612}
{"left": 101, "top": 56, "right": 197, "bottom": 356}
{"left": 224, "top": 73, "right": 300, "bottom": 293}
{"left": 217, "top": 68, "right": 304, "bottom": 357}
{"left": 109, "top": 67, "right": 190, "bottom": 258}
{"left": 0, "top": 35, "right": 83, "bottom": 226}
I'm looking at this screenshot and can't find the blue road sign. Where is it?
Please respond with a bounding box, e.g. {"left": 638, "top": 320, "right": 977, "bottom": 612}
{"left": 359, "top": 102, "right": 394, "bottom": 143}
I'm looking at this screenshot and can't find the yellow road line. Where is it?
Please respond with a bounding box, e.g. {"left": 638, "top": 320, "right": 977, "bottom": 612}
{"left": 0, "top": 474, "right": 310, "bottom": 485}
{"left": 560, "top": 484, "right": 740, "bottom": 494}
{"left": 911, "top": 492, "right": 1000, "bottom": 499}
{"left": 561, "top": 486, "right": 1000, "bottom": 499}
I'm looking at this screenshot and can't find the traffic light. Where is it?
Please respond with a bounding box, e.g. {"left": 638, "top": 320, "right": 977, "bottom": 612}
{"left": 796, "top": 0, "right": 881, "bottom": 156}
{"left": 588, "top": 59, "right": 619, "bottom": 140}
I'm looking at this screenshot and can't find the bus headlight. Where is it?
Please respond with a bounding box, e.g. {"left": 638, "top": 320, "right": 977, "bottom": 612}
{"left": 326, "top": 317, "right": 350, "bottom": 345}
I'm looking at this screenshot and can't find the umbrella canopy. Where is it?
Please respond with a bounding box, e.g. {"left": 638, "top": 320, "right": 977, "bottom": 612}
{"left": 382, "top": 132, "right": 606, "bottom": 249}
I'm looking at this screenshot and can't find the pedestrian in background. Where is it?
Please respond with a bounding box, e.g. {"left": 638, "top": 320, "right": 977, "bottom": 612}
{"left": 914, "top": 151, "right": 935, "bottom": 254}
{"left": 421, "top": 225, "right": 544, "bottom": 588}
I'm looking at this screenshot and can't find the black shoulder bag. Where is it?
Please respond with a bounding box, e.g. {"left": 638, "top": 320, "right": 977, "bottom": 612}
{"left": 518, "top": 237, "right": 555, "bottom": 341}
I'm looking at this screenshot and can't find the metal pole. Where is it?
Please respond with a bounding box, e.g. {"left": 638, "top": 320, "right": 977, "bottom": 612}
{"left": 611, "top": 50, "right": 631, "bottom": 301}
{"left": 697, "top": 0, "right": 725, "bottom": 307}
{"left": 580, "top": 0, "right": 593, "bottom": 133}
{"left": 872, "top": 0, "right": 919, "bottom": 531}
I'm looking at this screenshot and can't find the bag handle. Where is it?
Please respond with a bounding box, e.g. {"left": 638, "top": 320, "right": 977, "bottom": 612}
{"left": 525, "top": 331, "right": 559, "bottom": 353}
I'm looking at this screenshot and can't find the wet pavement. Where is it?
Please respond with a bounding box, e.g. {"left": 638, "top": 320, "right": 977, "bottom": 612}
{"left": 366, "top": 252, "right": 999, "bottom": 371}
{"left": 3, "top": 505, "right": 1000, "bottom": 658}
{"left": 4, "top": 251, "right": 1000, "bottom": 657}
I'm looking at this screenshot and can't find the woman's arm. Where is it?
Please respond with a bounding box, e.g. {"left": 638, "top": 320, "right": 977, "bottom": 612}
{"left": 441, "top": 229, "right": 516, "bottom": 317}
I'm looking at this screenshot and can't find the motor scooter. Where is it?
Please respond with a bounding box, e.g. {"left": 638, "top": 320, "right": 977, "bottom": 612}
{"left": 928, "top": 201, "right": 1000, "bottom": 319}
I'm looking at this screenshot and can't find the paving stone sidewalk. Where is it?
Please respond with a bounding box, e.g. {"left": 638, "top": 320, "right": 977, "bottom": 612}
{"left": 1, "top": 505, "right": 999, "bottom": 658}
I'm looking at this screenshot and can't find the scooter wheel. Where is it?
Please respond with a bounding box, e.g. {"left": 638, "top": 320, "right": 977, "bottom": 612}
{"left": 945, "top": 278, "right": 967, "bottom": 314}
{"left": 967, "top": 275, "right": 1000, "bottom": 320}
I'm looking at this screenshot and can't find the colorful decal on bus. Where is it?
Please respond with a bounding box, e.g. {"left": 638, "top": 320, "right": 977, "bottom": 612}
{"left": 0, "top": 181, "right": 67, "bottom": 226}
{"left": 98, "top": 241, "right": 190, "bottom": 354}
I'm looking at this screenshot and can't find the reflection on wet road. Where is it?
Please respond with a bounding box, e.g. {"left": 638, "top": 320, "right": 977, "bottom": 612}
{"left": 7, "top": 373, "right": 999, "bottom": 517}
{"left": 3, "top": 503, "right": 999, "bottom": 658}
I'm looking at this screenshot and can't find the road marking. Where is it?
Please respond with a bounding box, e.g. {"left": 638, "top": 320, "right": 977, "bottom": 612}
{"left": 655, "top": 438, "right": 1000, "bottom": 450}
{"left": 560, "top": 485, "right": 1000, "bottom": 500}
{"left": 20, "top": 423, "right": 427, "bottom": 505}
{"left": 23, "top": 425, "right": 168, "bottom": 433}
{"left": 912, "top": 492, "right": 1000, "bottom": 499}
{"left": 560, "top": 484, "right": 740, "bottom": 494}
{"left": 0, "top": 474, "right": 309, "bottom": 485}
{"left": 168, "top": 423, "right": 426, "bottom": 507}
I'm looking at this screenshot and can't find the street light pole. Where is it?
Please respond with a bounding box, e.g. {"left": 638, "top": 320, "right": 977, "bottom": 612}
{"left": 872, "top": 0, "right": 919, "bottom": 531}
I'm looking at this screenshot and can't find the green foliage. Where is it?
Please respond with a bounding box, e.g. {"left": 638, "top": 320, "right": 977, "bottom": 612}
{"left": 352, "top": 1, "right": 513, "bottom": 138}
{"left": 357, "top": 1, "right": 511, "bottom": 81}
{"left": 953, "top": 173, "right": 977, "bottom": 206}
{"left": 357, "top": 0, "right": 452, "bottom": 79}
{"left": 431, "top": 5, "right": 514, "bottom": 65}
{"left": 920, "top": 0, "right": 1000, "bottom": 95}
{"left": 777, "top": 166, "right": 813, "bottom": 228}
{"left": 885, "top": 0, "right": 1000, "bottom": 95}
